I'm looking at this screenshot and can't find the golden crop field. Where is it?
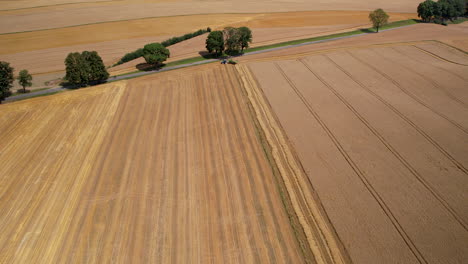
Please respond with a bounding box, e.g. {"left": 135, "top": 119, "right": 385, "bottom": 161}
{"left": 0, "top": 65, "right": 317, "bottom": 263}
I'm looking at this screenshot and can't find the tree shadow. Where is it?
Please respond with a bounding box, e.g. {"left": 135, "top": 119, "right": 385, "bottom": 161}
{"left": 136, "top": 62, "right": 165, "bottom": 71}
{"left": 358, "top": 28, "right": 376, "bottom": 33}
{"left": 198, "top": 51, "right": 223, "bottom": 59}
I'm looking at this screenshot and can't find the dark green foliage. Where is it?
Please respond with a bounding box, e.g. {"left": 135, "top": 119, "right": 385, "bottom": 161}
{"left": 418, "top": 0, "right": 466, "bottom": 23}
{"left": 0, "top": 61, "right": 14, "bottom": 103}
{"left": 223, "top": 27, "right": 241, "bottom": 53}
{"left": 143, "top": 43, "right": 170, "bottom": 65}
{"left": 65, "top": 52, "right": 89, "bottom": 87}
{"left": 116, "top": 48, "right": 144, "bottom": 66}
{"left": 114, "top": 29, "right": 208, "bottom": 66}
{"left": 238, "top": 27, "right": 253, "bottom": 51}
{"left": 206, "top": 26, "right": 253, "bottom": 55}
{"left": 65, "top": 51, "right": 109, "bottom": 87}
{"left": 205, "top": 31, "right": 225, "bottom": 55}
{"left": 82, "top": 51, "right": 109, "bottom": 83}
{"left": 438, "top": 0, "right": 457, "bottom": 21}
{"left": 18, "top": 69, "right": 32, "bottom": 93}
{"left": 369, "top": 9, "right": 389, "bottom": 32}
{"left": 161, "top": 29, "right": 207, "bottom": 47}
{"left": 418, "top": 0, "right": 440, "bottom": 22}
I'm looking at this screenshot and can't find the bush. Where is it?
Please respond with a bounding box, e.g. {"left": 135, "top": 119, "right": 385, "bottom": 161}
{"left": 228, "top": 59, "right": 237, "bottom": 65}
{"left": 115, "top": 28, "right": 209, "bottom": 66}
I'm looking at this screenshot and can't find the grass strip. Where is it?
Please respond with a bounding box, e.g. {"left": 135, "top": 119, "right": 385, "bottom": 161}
{"left": 112, "top": 19, "right": 419, "bottom": 79}
{"left": 244, "top": 19, "right": 419, "bottom": 53}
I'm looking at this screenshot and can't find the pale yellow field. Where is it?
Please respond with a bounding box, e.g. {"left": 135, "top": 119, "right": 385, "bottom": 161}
{"left": 0, "top": 0, "right": 421, "bottom": 33}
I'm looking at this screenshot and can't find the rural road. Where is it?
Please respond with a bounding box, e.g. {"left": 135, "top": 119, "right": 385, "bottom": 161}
{"left": 4, "top": 25, "right": 413, "bottom": 103}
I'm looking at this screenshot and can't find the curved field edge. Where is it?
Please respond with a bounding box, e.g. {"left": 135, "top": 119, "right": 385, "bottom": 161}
{"left": 236, "top": 64, "right": 351, "bottom": 264}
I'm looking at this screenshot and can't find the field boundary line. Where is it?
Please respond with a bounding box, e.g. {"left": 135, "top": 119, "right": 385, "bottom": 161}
{"left": 276, "top": 61, "right": 428, "bottom": 264}
{"left": 383, "top": 47, "right": 468, "bottom": 109}
{"left": 347, "top": 51, "right": 468, "bottom": 135}
{"left": 313, "top": 55, "right": 468, "bottom": 230}
{"left": 236, "top": 64, "right": 351, "bottom": 264}
{"left": 327, "top": 52, "right": 468, "bottom": 175}
{"left": 392, "top": 45, "right": 468, "bottom": 82}
{"left": 412, "top": 45, "right": 468, "bottom": 66}
{"left": 388, "top": 46, "right": 468, "bottom": 106}
{"left": 224, "top": 66, "right": 299, "bottom": 262}
{"left": 241, "top": 41, "right": 429, "bottom": 64}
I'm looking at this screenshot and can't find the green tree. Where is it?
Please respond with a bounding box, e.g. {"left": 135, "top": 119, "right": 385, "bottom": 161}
{"left": 369, "top": 9, "right": 389, "bottom": 33}
{"left": 438, "top": 0, "right": 457, "bottom": 21}
{"left": 0, "top": 61, "right": 14, "bottom": 103}
{"left": 443, "top": 0, "right": 466, "bottom": 17}
{"left": 418, "top": 0, "right": 440, "bottom": 22}
{"left": 82, "top": 51, "right": 109, "bottom": 84}
{"left": 17, "top": 69, "right": 32, "bottom": 93}
{"left": 143, "top": 43, "right": 170, "bottom": 66}
{"left": 205, "top": 31, "right": 225, "bottom": 55}
{"left": 223, "top": 27, "right": 241, "bottom": 53}
{"left": 65, "top": 52, "right": 89, "bottom": 86}
{"left": 238, "top": 27, "right": 253, "bottom": 52}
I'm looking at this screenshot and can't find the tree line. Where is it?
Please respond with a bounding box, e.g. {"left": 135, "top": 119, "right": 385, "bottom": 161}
{"left": 114, "top": 28, "right": 211, "bottom": 66}
{"left": 0, "top": 61, "right": 33, "bottom": 103}
{"left": 205, "top": 27, "right": 253, "bottom": 56}
{"left": 417, "top": 0, "right": 467, "bottom": 24}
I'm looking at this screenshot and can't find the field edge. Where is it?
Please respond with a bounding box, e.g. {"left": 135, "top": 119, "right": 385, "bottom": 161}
{"left": 235, "top": 64, "right": 352, "bottom": 264}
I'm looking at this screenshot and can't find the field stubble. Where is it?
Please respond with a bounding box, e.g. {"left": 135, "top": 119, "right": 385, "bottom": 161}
{"left": 245, "top": 42, "right": 468, "bottom": 263}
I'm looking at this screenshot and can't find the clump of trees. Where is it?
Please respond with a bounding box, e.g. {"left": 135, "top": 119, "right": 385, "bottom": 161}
{"left": 205, "top": 30, "right": 224, "bottom": 55}
{"left": 417, "top": 0, "right": 466, "bottom": 24}
{"left": 143, "top": 43, "right": 170, "bottom": 66}
{"left": 17, "top": 70, "right": 32, "bottom": 93}
{"left": 0, "top": 61, "right": 14, "bottom": 103}
{"left": 64, "top": 51, "right": 109, "bottom": 87}
{"left": 205, "top": 26, "right": 253, "bottom": 56}
{"left": 114, "top": 28, "right": 210, "bottom": 66}
{"left": 369, "top": 9, "right": 389, "bottom": 33}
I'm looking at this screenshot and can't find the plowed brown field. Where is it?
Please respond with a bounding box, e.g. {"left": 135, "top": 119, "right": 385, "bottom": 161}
{"left": 242, "top": 42, "right": 468, "bottom": 263}
{"left": 0, "top": 65, "right": 310, "bottom": 263}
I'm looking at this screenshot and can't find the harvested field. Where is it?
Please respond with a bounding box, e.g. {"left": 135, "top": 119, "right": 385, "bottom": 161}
{"left": 0, "top": 65, "right": 308, "bottom": 263}
{"left": 243, "top": 42, "right": 468, "bottom": 263}
{"left": 0, "top": 1, "right": 420, "bottom": 33}
{"left": 239, "top": 23, "right": 468, "bottom": 63}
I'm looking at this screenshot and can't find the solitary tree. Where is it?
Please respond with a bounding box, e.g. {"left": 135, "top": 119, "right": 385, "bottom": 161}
{"left": 143, "top": 43, "right": 170, "bottom": 66}
{"left": 18, "top": 69, "right": 32, "bottom": 93}
{"left": 205, "top": 31, "right": 225, "bottom": 55}
{"left": 238, "top": 27, "right": 253, "bottom": 52}
{"left": 0, "top": 61, "right": 14, "bottom": 103}
{"left": 369, "top": 9, "right": 389, "bottom": 33}
{"left": 82, "top": 51, "right": 109, "bottom": 84}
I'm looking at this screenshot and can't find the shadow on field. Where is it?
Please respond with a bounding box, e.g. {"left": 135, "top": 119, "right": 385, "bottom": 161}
{"left": 136, "top": 63, "right": 165, "bottom": 72}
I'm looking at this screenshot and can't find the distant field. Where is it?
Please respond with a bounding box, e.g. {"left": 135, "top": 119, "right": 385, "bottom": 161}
{"left": 243, "top": 42, "right": 468, "bottom": 263}
{"left": 0, "top": 65, "right": 307, "bottom": 263}
{"left": 0, "top": 0, "right": 421, "bottom": 32}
